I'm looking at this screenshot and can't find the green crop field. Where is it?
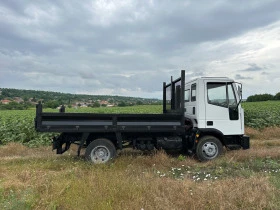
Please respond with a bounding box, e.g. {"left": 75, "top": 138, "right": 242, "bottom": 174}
{"left": 242, "top": 101, "right": 280, "bottom": 129}
{"left": 0, "top": 105, "right": 162, "bottom": 147}
{"left": 0, "top": 101, "right": 280, "bottom": 147}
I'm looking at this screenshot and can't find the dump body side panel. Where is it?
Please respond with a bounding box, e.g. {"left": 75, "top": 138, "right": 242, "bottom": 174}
{"left": 35, "top": 111, "right": 185, "bottom": 134}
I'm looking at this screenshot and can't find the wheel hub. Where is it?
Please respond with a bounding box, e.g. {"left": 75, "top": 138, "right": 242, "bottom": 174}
{"left": 97, "top": 149, "right": 106, "bottom": 158}
{"left": 91, "top": 146, "right": 110, "bottom": 163}
{"left": 202, "top": 142, "right": 217, "bottom": 157}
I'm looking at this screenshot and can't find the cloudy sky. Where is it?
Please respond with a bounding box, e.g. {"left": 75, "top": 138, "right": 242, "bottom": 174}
{"left": 0, "top": 0, "right": 280, "bottom": 99}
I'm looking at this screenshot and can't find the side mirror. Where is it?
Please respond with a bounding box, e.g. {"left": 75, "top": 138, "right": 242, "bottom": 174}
{"left": 233, "top": 82, "right": 243, "bottom": 111}
{"left": 237, "top": 86, "right": 242, "bottom": 98}
{"left": 235, "top": 83, "right": 242, "bottom": 100}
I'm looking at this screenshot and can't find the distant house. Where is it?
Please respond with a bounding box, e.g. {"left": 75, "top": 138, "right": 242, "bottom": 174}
{"left": 1, "top": 99, "right": 11, "bottom": 104}
{"left": 14, "top": 97, "right": 24, "bottom": 103}
{"left": 100, "top": 100, "right": 108, "bottom": 105}
{"left": 75, "top": 102, "right": 88, "bottom": 107}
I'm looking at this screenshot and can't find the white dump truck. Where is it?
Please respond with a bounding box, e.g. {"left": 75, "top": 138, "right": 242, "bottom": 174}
{"left": 35, "top": 70, "right": 249, "bottom": 163}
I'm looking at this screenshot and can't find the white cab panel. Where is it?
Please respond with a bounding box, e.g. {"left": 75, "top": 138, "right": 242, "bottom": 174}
{"left": 184, "top": 77, "right": 244, "bottom": 135}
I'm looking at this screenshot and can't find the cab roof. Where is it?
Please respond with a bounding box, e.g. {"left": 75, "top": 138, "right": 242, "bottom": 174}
{"left": 186, "top": 77, "right": 235, "bottom": 84}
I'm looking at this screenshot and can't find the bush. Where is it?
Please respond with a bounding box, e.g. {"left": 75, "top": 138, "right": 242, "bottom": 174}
{"left": 247, "top": 94, "right": 274, "bottom": 102}
{"left": 44, "top": 100, "right": 60, "bottom": 109}
{"left": 118, "top": 101, "right": 127, "bottom": 107}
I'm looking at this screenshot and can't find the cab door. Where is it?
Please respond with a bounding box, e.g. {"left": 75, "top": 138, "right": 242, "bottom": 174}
{"left": 185, "top": 82, "right": 198, "bottom": 127}
{"left": 204, "top": 81, "right": 242, "bottom": 135}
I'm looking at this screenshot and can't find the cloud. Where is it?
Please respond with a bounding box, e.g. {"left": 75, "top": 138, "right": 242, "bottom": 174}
{"left": 235, "top": 74, "right": 253, "bottom": 80}
{"left": 0, "top": 0, "right": 280, "bottom": 98}
{"left": 239, "top": 63, "right": 263, "bottom": 72}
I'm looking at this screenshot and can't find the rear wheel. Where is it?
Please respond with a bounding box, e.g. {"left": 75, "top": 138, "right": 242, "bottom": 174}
{"left": 196, "top": 136, "right": 223, "bottom": 161}
{"left": 85, "top": 138, "right": 116, "bottom": 164}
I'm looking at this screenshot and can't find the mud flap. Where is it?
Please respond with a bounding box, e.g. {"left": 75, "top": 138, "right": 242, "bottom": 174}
{"left": 52, "top": 135, "right": 71, "bottom": 154}
{"left": 241, "top": 135, "right": 250, "bottom": 149}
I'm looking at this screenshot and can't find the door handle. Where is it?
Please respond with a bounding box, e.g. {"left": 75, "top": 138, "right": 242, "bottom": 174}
{"left": 207, "top": 121, "right": 213, "bottom": 126}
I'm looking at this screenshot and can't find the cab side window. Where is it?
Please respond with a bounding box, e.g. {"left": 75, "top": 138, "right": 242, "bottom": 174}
{"left": 185, "top": 89, "right": 190, "bottom": 102}
{"left": 191, "top": 84, "right": 196, "bottom": 101}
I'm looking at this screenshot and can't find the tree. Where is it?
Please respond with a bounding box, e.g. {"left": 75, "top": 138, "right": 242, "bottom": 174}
{"left": 88, "top": 101, "right": 100, "bottom": 107}
{"left": 23, "top": 96, "right": 29, "bottom": 102}
{"left": 23, "top": 102, "right": 33, "bottom": 109}
{"left": 246, "top": 94, "right": 274, "bottom": 102}
{"left": 45, "top": 100, "right": 60, "bottom": 109}
{"left": 136, "top": 100, "right": 143, "bottom": 105}
{"left": 274, "top": 92, "right": 280, "bottom": 100}
{"left": 5, "top": 102, "right": 24, "bottom": 110}
{"left": 118, "top": 101, "right": 127, "bottom": 107}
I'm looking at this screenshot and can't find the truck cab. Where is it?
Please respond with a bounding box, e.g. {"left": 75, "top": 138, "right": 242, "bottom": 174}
{"left": 185, "top": 77, "right": 243, "bottom": 134}
{"left": 184, "top": 77, "right": 249, "bottom": 160}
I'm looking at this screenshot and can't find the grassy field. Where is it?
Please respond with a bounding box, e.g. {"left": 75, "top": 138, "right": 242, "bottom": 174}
{"left": 0, "top": 138, "right": 280, "bottom": 210}
{"left": 1, "top": 102, "right": 280, "bottom": 209}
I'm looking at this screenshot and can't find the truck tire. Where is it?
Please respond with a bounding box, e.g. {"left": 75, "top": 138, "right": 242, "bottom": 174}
{"left": 85, "top": 138, "right": 116, "bottom": 164}
{"left": 196, "top": 136, "right": 223, "bottom": 161}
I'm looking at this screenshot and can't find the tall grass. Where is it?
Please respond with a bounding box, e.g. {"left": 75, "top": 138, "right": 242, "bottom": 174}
{"left": 1, "top": 136, "right": 280, "bottom": 209}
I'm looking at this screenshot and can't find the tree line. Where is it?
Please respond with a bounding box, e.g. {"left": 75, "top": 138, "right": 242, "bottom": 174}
{"left": 0, "top": 101, "right": 33, "bottom": 110}
{"left": 246, "top": 92, "right": 280, "bottom": 102}
{"left": 0, "top": 88, "right": 161, "bottom": 110}
{"left": 0, "top": 88, "right": 158, "bottom": 103}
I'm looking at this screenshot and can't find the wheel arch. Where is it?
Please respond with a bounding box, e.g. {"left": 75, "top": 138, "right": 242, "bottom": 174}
{"left": 198, "top": 128, "right": 225, "bottom": 145}
{"left": 86, "top": 133, "right": 118, "bottom": 147}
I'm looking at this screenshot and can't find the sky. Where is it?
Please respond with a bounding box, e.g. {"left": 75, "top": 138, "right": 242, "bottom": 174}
{"left": 0, "top": 0, "right": 280, "bottom": 99}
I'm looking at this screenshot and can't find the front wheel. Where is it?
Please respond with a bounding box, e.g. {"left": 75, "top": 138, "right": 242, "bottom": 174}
{"left": 85, "top": 138, "right": 116, "bottom": 164}
{"left": 196, "top": 136, "right": 223, "bottom": 161}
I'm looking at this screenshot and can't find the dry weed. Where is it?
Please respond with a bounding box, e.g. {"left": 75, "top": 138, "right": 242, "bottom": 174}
{"left": 1, "top": 129, "right": 280, "bottom": 209}
{"left": 0, "top": 143, "right": 52, "bottom": 158}
{"left": 246, "top": 126, "right": 280, "bottom": 140}
{"left": 223, "top": 146, "right": 280, "bottom": 161}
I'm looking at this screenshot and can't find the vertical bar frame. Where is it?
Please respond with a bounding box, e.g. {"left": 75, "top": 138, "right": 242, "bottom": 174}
{"left": 163, "top": 82, "right": 166, "bottom": 113}
{"left": 180, "top": 70, "right": 185, "bottom": 113}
